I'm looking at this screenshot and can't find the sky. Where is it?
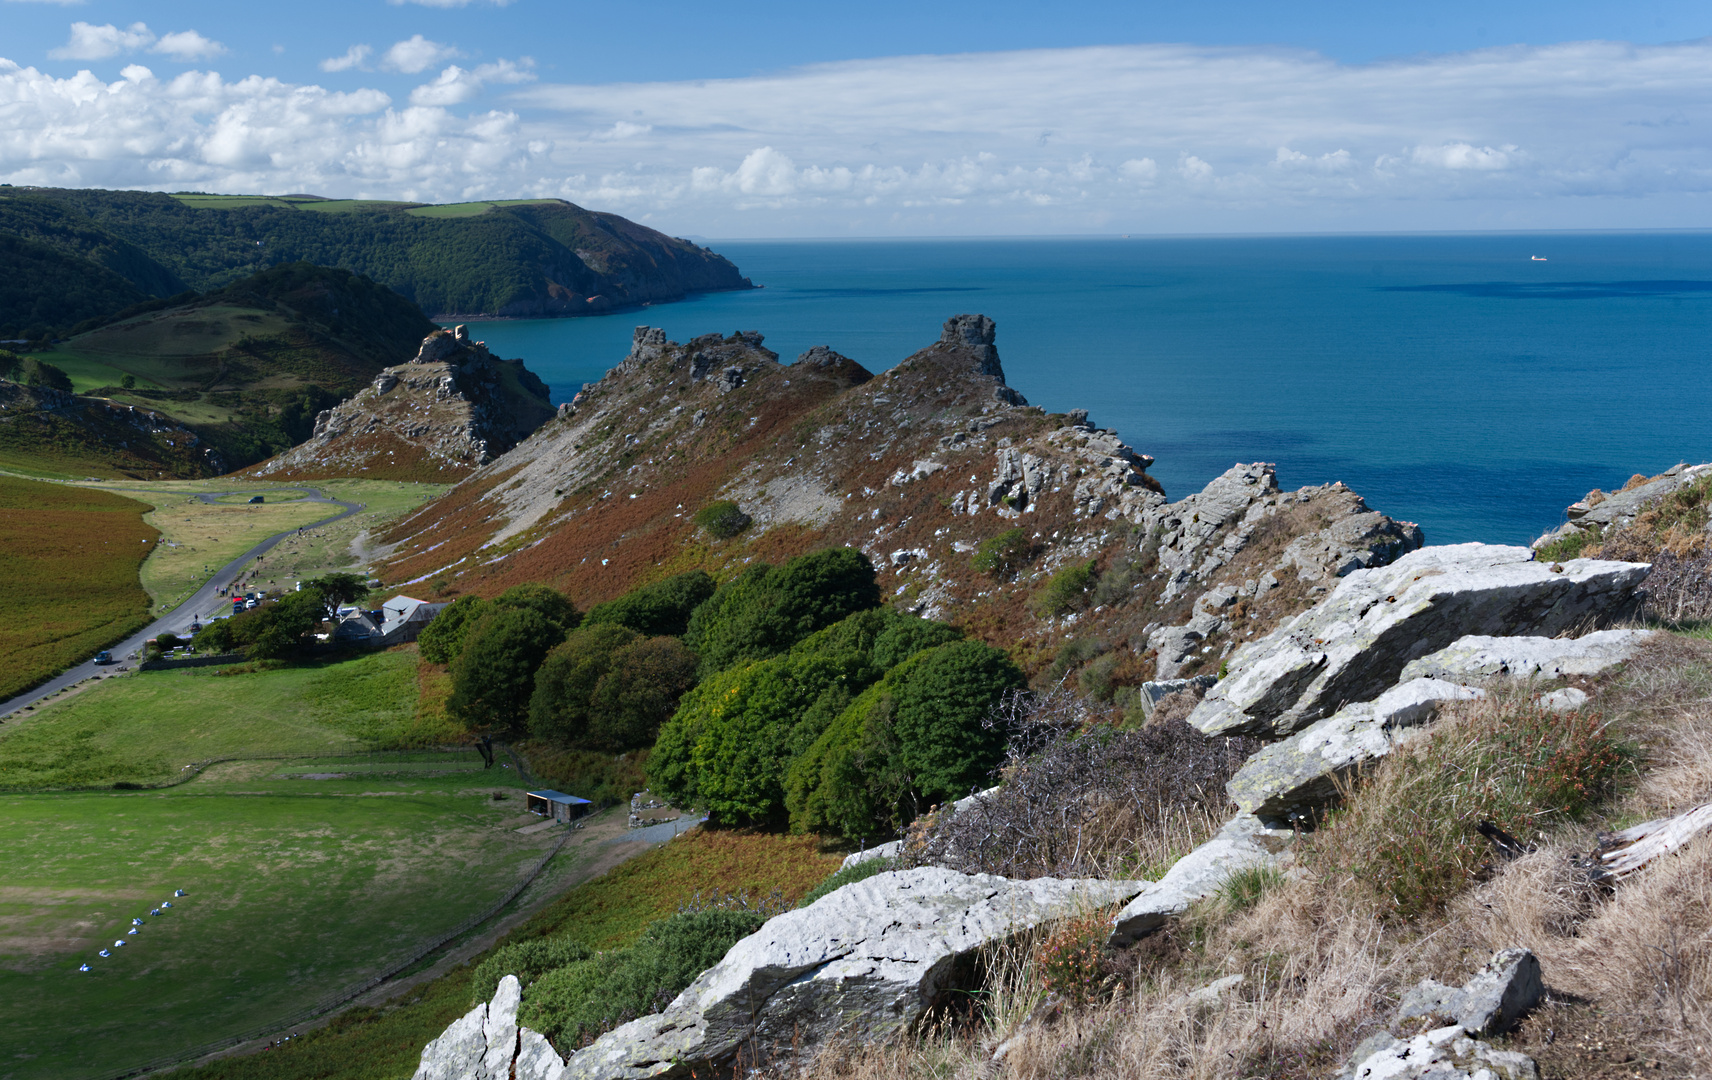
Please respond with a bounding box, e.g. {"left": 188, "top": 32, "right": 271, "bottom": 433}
{"left": 1, "top": 1, "right": 1711, "bottom": 236}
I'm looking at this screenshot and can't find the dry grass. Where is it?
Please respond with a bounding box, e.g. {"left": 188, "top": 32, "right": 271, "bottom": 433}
{"left": 767, "top": 633, "right": 1712, "bottom": 1080}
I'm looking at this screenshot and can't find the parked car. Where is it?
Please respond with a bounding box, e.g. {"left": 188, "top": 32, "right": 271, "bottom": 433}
{"left": 94, "top": 651, "right": 113, "bottom": 665}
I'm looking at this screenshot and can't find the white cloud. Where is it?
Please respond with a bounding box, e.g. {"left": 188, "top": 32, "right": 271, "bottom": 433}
{"left": 409, "top": 59, "right": 533, "bottom": 106}
{"left": 151, "top": 30, "right": 226, "bottom": 62}
{"left": 381, "top": 35, "right": 459, "bottom": 75}
{"left": 321, "top": 45, "right": 372, "bottom": 73}
{"left": 6, "top": 39, "right": 1712, "bottom": 233}
{"left": 49, "top": 22, "right": 154, "bottom": 60}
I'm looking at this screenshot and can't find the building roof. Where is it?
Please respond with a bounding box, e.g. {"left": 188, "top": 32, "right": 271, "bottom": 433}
{"left": 380, "top": 595, "right": 447, "bottom": 634}
{"left": 527, "top": 790, "right": 592, "bottom": 806}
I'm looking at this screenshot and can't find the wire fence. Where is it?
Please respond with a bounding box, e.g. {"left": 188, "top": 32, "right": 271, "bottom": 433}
{"left": 88, "top": 826, "right": 574, "bottom": 1080}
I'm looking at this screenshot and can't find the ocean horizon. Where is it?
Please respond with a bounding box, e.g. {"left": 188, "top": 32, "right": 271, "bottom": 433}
{"left": 461, "top": 232, "right": 1712, "bottom": 547}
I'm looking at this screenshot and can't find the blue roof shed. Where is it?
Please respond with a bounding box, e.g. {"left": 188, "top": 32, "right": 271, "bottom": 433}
{"left": 526, "top": 789, "right": 593, "bottom": 822}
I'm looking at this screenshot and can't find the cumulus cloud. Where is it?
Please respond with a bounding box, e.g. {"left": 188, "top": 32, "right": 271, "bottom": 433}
{"left": 6, "top": 39, "right": 1712, "bottom": 233}
{"left": 408, "top": 58, "right": 533, "bottom": 105}
{"left": 381, "top": 34, "right": 460, "bottom": 75}
{"left": 49, "top": 21, "right": 154, "bottom": 60}
{"left": 152, "top": 31, "right": 226, "bottom": 62}
{"left": 320, "top": 44, "right": 372, "bottom": 73}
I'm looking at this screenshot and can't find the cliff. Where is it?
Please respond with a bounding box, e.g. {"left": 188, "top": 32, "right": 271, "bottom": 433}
{"left": 248, "top": 326, "right": 555, "bottom": 483}
{"left": 375, "top": 315, "right": 1422, "bottom": 689}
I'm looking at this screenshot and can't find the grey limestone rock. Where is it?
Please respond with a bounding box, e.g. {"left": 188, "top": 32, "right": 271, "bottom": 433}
{"left": 412, "top": 997, "right": 489, "bottom": 1080}
{"left": 1535, "top": 462, "right": 1712, "bottom": 551}
{"left": 1280, "top": 510, "right": 1424, "bottom": 581}
{"left": 412, "top": 973, "right": 569, "bottom": 1080}
{"left": 560, "top": 868, "right": 1141, "bottom": 1079}
{"left": 1397, "top": 629, "right": 1654, "bottom": 684}
{"left": 415, "top": 330, "right": 462, "bottom": 364}
{"left": 1540, "top": 686, "right": 1590, "bottom": 711}
{"left": 940, "top": 313, "right": 1003, "bottom": 379}
{"left": 1187, "top": 544, "right": 1651, "bottom": 738}
{"left": 480, "top": 974, "right": 521, "bottom": 1080}
{"left": 1108, "top": 814, "right": 1293, "bottom": 946}
{"left": 516, "top": 1029, "right": 568, "bottom": 1080}
{"left": 1342, "top": 1025, "right": 1540, "bottom": 1080}
{"left": 1137, "top": 674, "right": 1219, "bottom": 717}
{"left": 1397, "top": 948, "right": 1544, "bottom": 1037}
{"left": 1225, "top": 677, "right": 1486, "bottom": 822}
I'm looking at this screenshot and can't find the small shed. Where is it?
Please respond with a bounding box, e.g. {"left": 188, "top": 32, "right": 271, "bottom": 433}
{"left": 526, "top": 790, "right": 593, "bottom": 822}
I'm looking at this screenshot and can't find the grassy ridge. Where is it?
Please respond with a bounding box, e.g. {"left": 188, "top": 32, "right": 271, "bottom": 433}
{"left": 0, "top": 476, "right": 156, "bottom": 700}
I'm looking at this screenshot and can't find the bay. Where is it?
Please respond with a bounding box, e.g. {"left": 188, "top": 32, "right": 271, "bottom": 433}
{"left": 458, "top": 234, "right": 1712, "bottom": 546}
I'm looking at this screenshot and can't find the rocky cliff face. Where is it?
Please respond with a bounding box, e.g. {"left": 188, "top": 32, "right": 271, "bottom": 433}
{"left": 0, "top": 380, "right": 223, "bottom": 478}
{"left": 375, "top": 315, "right": 1423, "bottom": 692}
{"left": 248, "top": 326, "right": 554, "bottom": 482}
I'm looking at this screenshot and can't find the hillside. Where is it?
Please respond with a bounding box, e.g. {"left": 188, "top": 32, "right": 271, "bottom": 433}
{"left": 6, "top": 263, "right": 450, "bottom": 475}
{"left": 375, "top": 315, "right": 1421, "bottom": 692}
{"left": 0, "top": 188, "right": 753, "bottom": 333}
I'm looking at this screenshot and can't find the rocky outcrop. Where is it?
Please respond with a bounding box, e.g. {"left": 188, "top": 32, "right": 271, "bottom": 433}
{"left": 1224, "top": 677, "right": 1487, "bottom": 823}
{"left": 1339, "top": 950, "right": 1544, "bottom": 1080}
{"left": 251, "top": 326, "right": 554, "bottom": 482}
{"left": 0, "top": 379, "right": 224, "bottom": 477}
{"left": 1187, "top": 543, "right": 1651, "bottom": 738}
{"left": 1342, "top": 1025, "right": 1540, "bottom": 1080}
{"left": 1396, "top": 948, "right": 1543, "bottom": 1036}
{"left": 1535, "top": 462, "right": 1712, "bottom": 551}
{"left": 1397, "top": 629, "right": 1654, "bottom": 683}
{"left": 1107, "top": 814, "right": 1293, "bottom": 946}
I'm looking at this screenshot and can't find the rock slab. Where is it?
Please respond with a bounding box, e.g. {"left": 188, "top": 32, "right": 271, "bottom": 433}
{"left": 1397, "top": 630, "right": 1654, "bottom": 684}
{"left": 1108, "top": 814, "right": 1292, "bottom": 947}
{"left": 560, "top": 868, "right": 1140, "bottom": 1079}
{"left": 1225, "top": 678, "right": 1486, "bottom": 822}
{"left": 1342, "top": 1024, "right": 1540, "bottom": 1080}
{"left": 1397, "top": 948, "right": 1544, "bottom": 1036}
{"left": 1188, "top": 544, "right": 1650, "bottom": 737}
{"left": 413, "top": 975, "right": 572, "bottom": 1080}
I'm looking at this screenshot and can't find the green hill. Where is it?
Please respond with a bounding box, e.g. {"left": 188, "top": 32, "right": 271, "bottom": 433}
{"left": 0, "top": 187, "right": 752, "bottom": 335}
{"left": 8, "top": 263, "right": 441, "bottom": 475}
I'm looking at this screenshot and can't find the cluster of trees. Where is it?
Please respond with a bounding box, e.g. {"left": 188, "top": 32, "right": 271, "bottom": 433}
{"left": 425, "top": 548, "right": 1025, "bottom": 842}
{"left": 191, "top": 573, "right": 370, "bottom": 659}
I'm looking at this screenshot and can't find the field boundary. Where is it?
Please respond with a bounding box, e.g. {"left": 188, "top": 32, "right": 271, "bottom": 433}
{"left": 89, "top": 822, "right": 574, "bottom": 1080}
{"left": 0, "top": 746, "right": 493, "bottom": 796}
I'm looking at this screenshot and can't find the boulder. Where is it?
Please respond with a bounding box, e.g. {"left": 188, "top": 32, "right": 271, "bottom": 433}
{"left": 1187, "top": 544, "right": 1650, "bottom": 737}
{"left": 560, "top": 868, "right": 1141, "bottom": 1079}
{"left": 1396, "top": 948, "right": 1543, "bottom": 1036}
{"left": 1397, "top": 629, "right": 1654, "bottom": 684}
{"left": 1108, "top": 814, "right": 1293, "bottom": 946}
{"left": 414, "top": 974, "right": 540, "bottom": 1080}
{"left": 1137, "top": 674, "right": 1219, "bottom": 718}
{"left": 1341, "top": 1025, "right": 1539, "bottom": 1080}
{"left": 1224, "top": 678, "right": 1486, "bottom": 823}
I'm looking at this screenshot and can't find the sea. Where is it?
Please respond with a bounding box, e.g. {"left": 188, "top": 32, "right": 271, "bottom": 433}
{"left": 458, "top": 234, "right": 1712, "bottom": 546}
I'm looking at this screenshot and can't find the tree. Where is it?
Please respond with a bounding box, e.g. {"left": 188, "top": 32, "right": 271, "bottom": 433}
{"left": 448, "top": 608, "right": 567, "bottom": 738}
{"left": 971, "top": 527, "right": 1034, "bottom": 578}
{"left": 528, "top": 623, "right": 640, "bottom": 748}
{"left": 418, "top": 594, "right": 486, "bottom": 664}
{"left": 489, "top": 582, "right": 580, "bottom": 634}
{"left": 683, "top": 548, "right": 881, "bottom": 677}
{"left": 582, "top": 570, "right": 716, "bottom": 638}
{"left": 786, "top": 640, "right": 1025, "bottom": 842}
{"left": 300, "top": 572, "right": 369, "bottom": 617}
{"left": 649, "top": 650, "right": 879, "bottom": 825}
{"left": 585, "top": 636, "right": 699, "bottom": 751}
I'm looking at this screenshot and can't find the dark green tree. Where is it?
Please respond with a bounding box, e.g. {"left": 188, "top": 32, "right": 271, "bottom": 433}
{"left": 418, "top": 594, "right": 487, "bottom": 664}
{"left": 528, "top": 623, "right": 641, "bottom": 748}
{"left": 582, "top": 570, "right": 716, "bottom": 638}
{"left": 448, "top": 608, "right": 567, "bottom": 738}
{"left": 683, "top": 548, "right": 880, "bottom": 677}
{"left": 489, "top": 582, "right": 581, "bottom": 633}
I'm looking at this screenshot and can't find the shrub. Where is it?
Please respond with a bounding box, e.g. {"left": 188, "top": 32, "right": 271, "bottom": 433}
{"left": 970, "top": 527, "right": 1034, "bottom": 578}
{"left": 417, "top": 595, "right": 486, "bottom": 664}
{"left": 1034, "top": 910, "right": 1116, "bottom": 1004}
{"left": 692, "top": 500, "right": 751, "bottom": 540}
{"left": 448, "top": 608, "right": 568, "bottom": 738}
{"left": 788, "top": 606, "right": 964, "bottom": 670}
{"left": 517, "top": 909, "right": 767, "bottom": 1052}
{"left": 1032, "top": 559, "right": 1097, "bottom": 617}
{"left": 489, "top": 582, "right": 580, "bottom": 634}
{"left": 650, "top": 650, "right": 880, "bottom": 824}
{"left": 798, "top": 856, "right": 896, "bottom": 908}
{"left": 1316, "top": 696, "right": 1629, "bottom": 920}
{"left": 529, "top": 626, "right": 698, "bottom": 752}
{"left": 787, "top": 640, "right": 1026, "bottom": 842}
{"left": 683, "top": 547, "right": 881, "bottom": 677}
{"left": 583, "top": 570, "right": 716, "bottom": 638}
{"left": 470, "top": 936, "right": 594, "bottom": 1006}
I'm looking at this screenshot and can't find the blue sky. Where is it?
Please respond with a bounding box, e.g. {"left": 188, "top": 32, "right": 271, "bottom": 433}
{"left": 2, "top": 1, "right": 1711, "bottom": 235}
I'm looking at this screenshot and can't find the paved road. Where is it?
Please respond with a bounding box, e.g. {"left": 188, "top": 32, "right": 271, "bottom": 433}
{"left": 0, "top": 487, "right": 364, "bottom": 719}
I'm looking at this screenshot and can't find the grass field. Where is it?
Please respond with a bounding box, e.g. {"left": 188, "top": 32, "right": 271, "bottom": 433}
{"left": 0, "top": 476, "right": 156, "bottom": 702}
{"left": 70, "top": 478, "right": 447, "bottom": 613}
{"left": 0, "top": 650, "right": 425, "bottom": 790}
{"left": 404, "top": 200, "right": 560, "bottom": 219}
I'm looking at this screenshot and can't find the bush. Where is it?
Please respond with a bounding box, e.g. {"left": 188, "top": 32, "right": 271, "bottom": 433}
{"left": 692, "top": 500, "right": 751, "bottom": 540}
{"left": 788, "top": 606, "right": 964, "bottom": 670}
{"left": 1317, "top": 696, "right": 1629, "bottom": 920}
{"left": 1032, "top": 559, "right": 1097, "bottom": 617}
{"left": 470, "top": 936, "right": 594, "bottom": 1007}
{"left": 798, "top": 856, "right": 896, "bottom": 908}
{"left": 1034, "top": 910, "right": 1116, "bottom": 1004}
{"left": 970, "top": 527, "right": 1033, "bottom": 578}
{"left": 650, "top": 650, "right": 880, "bottom": 825}
{"left": 582, "top": 570, "right": 716, "bottom": 638}
{"left": 417, "top": 595, "right": 486, "bottom": 664}
{"left": 684, "top": 547, "right": 881, "bottom": 677}
{"left": 489, "top": 583, "right": 580, "bottom": 634}
{"left": 448, "top": 608, "right": 568, "bottom": 739}
{"left": 787, "top": 640, "right": 1026, "bottom": 842}
{"left": 528, "top": 626, "right": 697, "bottom": 752}
{"left": 516, "top": 909, "right": 766, "bottom": 1052}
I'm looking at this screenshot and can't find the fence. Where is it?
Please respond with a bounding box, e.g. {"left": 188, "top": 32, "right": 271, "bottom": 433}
{"left": 10, "top": 746, "right": 498, "bottom": 795}
{"left": 90, "top": 825, "right": 573, "bottom": 1080}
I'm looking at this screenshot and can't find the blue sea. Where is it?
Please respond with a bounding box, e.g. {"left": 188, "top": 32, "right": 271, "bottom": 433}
{"left": 460, "top": 234, "right": 1712, "bottom": 546}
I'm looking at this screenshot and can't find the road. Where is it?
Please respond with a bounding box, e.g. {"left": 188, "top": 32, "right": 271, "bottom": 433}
{"left": 0, "top": 487, "right": 364, "bottom": 718}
